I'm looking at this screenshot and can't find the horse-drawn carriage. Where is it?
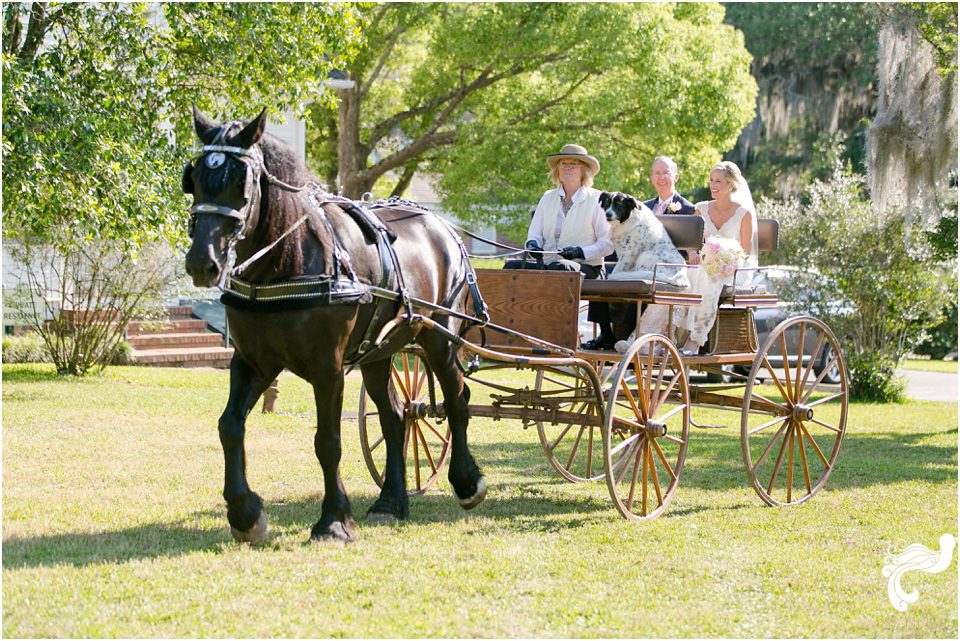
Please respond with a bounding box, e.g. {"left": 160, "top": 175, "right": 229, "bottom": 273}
{"left": 357, "top": 214, "right": 849, "bottom": 521}
{"left": 182, "top": 108, "right": 847, "bottom": 542}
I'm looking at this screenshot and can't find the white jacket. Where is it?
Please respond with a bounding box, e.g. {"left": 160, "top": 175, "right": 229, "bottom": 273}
{"left": 527, "top": 186, "right": 613, "bottom": 267}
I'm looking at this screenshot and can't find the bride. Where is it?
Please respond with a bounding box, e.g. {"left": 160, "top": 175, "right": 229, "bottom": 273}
{"left": 633, "top": 160, "right": 758, "bottom": 355}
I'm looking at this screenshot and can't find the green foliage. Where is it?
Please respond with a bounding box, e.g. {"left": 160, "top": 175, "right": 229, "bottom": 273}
{"left": 2, "top": 333, "right": 50, "bottom": 364}
{"left": 1, "top": 333, "right": 133, "bottom": 366}
{"left": 2, "top": 2, "right": 363, "bottom": 252}
{"left": 722, "top": 3, "right": 879, "bottom": 198}
{"left": 765, "top": 168, "right": 954, "bottom": 401}
{"left": 3, "top": 3, "right": 362, "bottom": 375}
{"left": 913, "top": 302, "right": 958, "bottom": 361}
{"left": 5, "top": 240, "right": 178, "bottom": 376}
{"left": 723, "top": 2, "right": 880, "bottom": 87}
{"left": 924, "top": 213, "right": 958, "bottom": 261}
{"left": 897, "top": 2, "right": 958, "bottom": 75}
{"left": 744, "top": 121, "right": 870, "bottom": 199}
{"left": 110, "top": 339, "right": 135, "bottom": 366}
{"left": 310, "top": 3, "right": 757, "bottom": 232}
{"left": 847, "top": 352, "right": 907, "bottom": 403}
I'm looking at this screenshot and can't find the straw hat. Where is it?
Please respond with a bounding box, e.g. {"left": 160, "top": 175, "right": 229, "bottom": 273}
{"left": 547, "top": 143, "right": 600, "bottom": 175}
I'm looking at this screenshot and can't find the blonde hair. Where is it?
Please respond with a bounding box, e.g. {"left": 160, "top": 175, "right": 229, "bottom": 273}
{"left": 711, "top": 161, "right": 744, "bottom": 192}
{"left": 549, "top": 160, "right": 595, "bottom": 188}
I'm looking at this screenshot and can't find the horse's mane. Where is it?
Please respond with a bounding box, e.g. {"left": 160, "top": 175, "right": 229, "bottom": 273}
{"left": 227, "top": 123, "right": 333, "bottom": 279}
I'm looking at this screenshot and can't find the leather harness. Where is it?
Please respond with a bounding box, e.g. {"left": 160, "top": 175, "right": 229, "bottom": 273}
{"left": 189, "top": 137, "right": 488, "bottom": 366}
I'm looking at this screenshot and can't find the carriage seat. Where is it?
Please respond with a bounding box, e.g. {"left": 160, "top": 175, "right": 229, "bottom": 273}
{"left": 584, "top": 214, "right": 704, "bottom": 303}
{"left": 717, "top": 218, "right": 779, "bottom": 306}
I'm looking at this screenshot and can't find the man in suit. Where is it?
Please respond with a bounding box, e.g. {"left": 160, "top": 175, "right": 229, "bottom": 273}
{"left": 644, "top": 156, "right": 695, "bottom": 216}
{"left": 609, "top": 156, "right": 696, "bottom": 341}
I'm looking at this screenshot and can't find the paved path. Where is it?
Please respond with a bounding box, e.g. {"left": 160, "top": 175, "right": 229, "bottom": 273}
{"left": 901, "top": 369, "right": 958, "bottom": 402}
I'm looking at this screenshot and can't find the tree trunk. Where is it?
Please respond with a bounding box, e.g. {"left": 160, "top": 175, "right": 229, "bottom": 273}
{"left": 336, "top": 86, "right": 376, "bottom": 199}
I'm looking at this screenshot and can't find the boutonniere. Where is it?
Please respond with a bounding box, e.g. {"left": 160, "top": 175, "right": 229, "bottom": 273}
{"left": 667, "top": 201, "right": 682, "bottom": 213}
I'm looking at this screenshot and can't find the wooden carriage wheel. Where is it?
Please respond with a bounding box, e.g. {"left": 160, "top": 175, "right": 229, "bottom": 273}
{"left": 535, "top": 360, "right": 611, "bottom": 483}
{"left": 358, "top": 351, "right": 452, "bottom": 496}
{"left": 741, "top": 316, "right": 848, "bottom": 507}
{"left": 603, "top": 334, "right": 690, "bottom": 520}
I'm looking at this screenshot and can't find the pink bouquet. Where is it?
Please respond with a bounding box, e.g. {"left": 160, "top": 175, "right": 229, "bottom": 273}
{"left": 700, "top": 236, "right": 745, "bottom": 280}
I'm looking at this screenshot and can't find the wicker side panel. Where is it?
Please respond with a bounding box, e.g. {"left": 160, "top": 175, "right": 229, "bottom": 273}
{"left": 709, "top": 307, "right": 758, "bottom": 354}
{"left": 465, "top": 269, "right": 583, "bottom": 351}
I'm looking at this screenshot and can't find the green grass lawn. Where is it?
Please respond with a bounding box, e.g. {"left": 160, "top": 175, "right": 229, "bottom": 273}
{"left": 902, "top": 358, "right": 959, "bottom": 373}
{"left": 3, "top": 363, "right": 957, "bottom": 637}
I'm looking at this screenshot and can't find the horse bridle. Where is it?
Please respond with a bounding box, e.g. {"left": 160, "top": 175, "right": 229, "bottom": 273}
{"left": 187, "top": 127, "right": 309, "bottom": 242}
{"left": 187, "top": 142, "right": 264, "bottom": 243}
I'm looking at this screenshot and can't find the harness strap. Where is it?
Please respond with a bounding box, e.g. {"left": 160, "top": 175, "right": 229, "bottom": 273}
{"left": 222, "top": 274, "right": 373, "bottom": 305}
{"left": 233, "top": 214, "right": 309, "bottom": 276}
{"left": 437, "top": 217, "right": 489, "bottom": 325}
{"left": 314, "top": 205, "right": 356, "bottom": 281}
{"left": 349, "top": 211, "right": 406, "bottom": 363}
{"left": 340, "top": 200, "right": 398, "bottom": 244}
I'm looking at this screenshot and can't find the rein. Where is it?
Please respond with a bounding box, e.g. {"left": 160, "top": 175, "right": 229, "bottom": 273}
{"left": 439, "top": 219, "right": 563, "bottom": 260}
{"left": 188, "top": 139, "right": 490, "bottom": 366}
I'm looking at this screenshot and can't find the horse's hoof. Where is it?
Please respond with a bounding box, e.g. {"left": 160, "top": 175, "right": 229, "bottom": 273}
{"left": 310, "top": 519, "right": 357, "bottom": 544}
{"left": 230, "top": 511, "right": 268, "bottom": 544}
{"left": 366, "top": 496, "right": 408, "bottom": 522}
{"left": 366, "top": 511, "right": 398, "bottom": 525}
{"left": 458, "top": 477, "right": 487, "bottom": 510}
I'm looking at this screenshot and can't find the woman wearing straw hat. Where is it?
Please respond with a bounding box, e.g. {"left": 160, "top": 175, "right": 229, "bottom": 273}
{"left": 520, "top": 143, "right": 615, "bottom": 350}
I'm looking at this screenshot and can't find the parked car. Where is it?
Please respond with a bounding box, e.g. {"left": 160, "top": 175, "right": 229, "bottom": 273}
{"left": 734, "top": 266, "right": 849, "bottom": 385}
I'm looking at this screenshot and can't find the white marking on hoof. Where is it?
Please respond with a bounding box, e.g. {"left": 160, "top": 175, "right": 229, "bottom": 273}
{"left": 230, "top": 512, "right": 268, "bottom": 545}
{"left": 459, "top": 477, "right": 487, "bottom": 510}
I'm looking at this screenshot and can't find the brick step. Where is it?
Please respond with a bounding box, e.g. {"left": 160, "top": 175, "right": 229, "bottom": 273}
{"left": 127, "top": 318, "right": 209, "bottom": 335}
{"left": 133, "top": 346, "right": 234, "bottom": 368}
{"left": 163, "top": 305, "right": 195, "bottom": 318}
{"left": 128, "top": 332, "right": 224, "bottom": 349}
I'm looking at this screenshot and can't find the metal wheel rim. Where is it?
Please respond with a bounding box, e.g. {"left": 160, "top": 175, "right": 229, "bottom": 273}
{"left": 741, "top": 316, "right": 848, "bottom": 507}
{"left": 358, "top": 351, "right": 452, "bottom": 495}
{"left": 603, "top": 334, "right": 690, "bottom": 521}
{"left": 534, "top": 361, "right": 610, "bottom": 483}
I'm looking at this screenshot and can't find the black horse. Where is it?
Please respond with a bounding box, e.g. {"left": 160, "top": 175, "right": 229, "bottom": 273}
{"left": 182, "top": 107, "right": 485, "bottom": 543}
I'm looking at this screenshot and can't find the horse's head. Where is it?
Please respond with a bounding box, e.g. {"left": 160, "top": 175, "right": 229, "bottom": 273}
{"left": 183, "top": 106, "right": 268, "bottom": 287}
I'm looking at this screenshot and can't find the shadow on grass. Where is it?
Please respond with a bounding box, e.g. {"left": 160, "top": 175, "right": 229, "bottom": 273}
{"left": 672, "top": 427, "right": 957, "bottom": 491}
{"left": 2, "top": 485, "right": 615, "bottom": 570}
{"left": 467, "top": 424, "right": 957, "bottom": 493}
{"left": 5, "top": 426, "right": 954, "bottom": 571}
{"left": 2, "top": 519, "right": 226, "bottom": 570}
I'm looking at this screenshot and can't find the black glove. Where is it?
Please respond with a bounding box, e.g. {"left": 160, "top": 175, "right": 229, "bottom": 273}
{"left": 524, "top": 239, "right": 542, "bottom": 251}
{"left": 559, "top": 246, "right": 584, "bottom": 260}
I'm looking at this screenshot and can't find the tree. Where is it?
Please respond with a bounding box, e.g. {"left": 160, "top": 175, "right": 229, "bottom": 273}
{"left": 765, "top": 168, "right": 955, "bottom": 401}
{"left": 722, "top": 3, "right": 880, "bottom": 197}
{"left": 310, "top": 2, "right": 757, "bottom": 236}
{"left": 2, "top": 2, "right": 363, "bottom": 374}
{"left": 889, "top": 2, "right": 958, "bottom": 76}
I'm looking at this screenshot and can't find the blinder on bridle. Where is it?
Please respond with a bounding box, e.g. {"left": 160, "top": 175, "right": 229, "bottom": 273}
{"left": 183, "top": 133, "right": 263, "bottom": 241}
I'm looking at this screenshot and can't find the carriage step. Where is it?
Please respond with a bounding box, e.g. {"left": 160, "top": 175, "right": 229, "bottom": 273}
{"left": 132, "top": 346, "right": 234, "bottom": 368}
{"left": 127, "top": 332, "right": 224, "bottom": 348}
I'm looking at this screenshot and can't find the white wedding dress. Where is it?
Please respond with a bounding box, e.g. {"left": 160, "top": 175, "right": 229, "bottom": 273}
{"left": 632, "top": 201, "right": 757, "bottom": 349}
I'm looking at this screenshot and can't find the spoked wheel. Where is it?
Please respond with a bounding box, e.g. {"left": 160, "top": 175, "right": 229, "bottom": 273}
{"left": 535, "top": 359, "right": 612, "bottom": 482}
{"left": 358, "top": 350, "right": 452, "bottom": 496}
{"left": 741, "top": 316, "right": 848, "bottom": 506}
{"left": 604, "top": 334, "right": 690, "bottom": 520}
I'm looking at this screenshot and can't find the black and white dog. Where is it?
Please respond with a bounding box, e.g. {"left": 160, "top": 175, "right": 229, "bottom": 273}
{"left": 598, "top": 191, "right": 688, "bottom": 287}
{"left": 598, "top": 191, "right": 690, "bottom": 353}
